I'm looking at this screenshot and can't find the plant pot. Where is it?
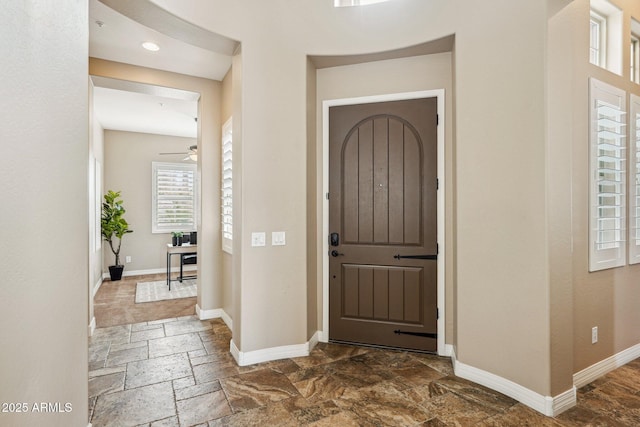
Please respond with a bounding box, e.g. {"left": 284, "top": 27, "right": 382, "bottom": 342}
{"left": 108, "top": 265, "right": 124, "bottom": 281}
{"left": 172, "top": 236, "right": 178, "bottom": 246}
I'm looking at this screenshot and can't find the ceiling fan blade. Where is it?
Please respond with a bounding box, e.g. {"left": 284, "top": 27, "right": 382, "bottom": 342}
{"left": 160, "top": 146, "right": 195, "bottom": 158}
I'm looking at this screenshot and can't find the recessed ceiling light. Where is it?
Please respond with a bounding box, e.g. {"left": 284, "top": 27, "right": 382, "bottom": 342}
{"left": 142, "top": 42, "right": 160, "bottom": 52}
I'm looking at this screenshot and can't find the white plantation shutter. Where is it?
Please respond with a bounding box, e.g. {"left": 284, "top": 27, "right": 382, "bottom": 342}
{"left": 221, "top": 118, "right": 233, "bottom": 253}
{"left": 152, "top": 162, "right": 197, "bottom": 233}
{"left": 630, "top": 94, "right": 640, "bottom": 264}
{"left": 589, "top": 78, "right": 626, "bottom": 271}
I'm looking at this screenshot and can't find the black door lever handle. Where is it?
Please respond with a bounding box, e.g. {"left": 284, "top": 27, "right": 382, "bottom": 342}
{"left": 331, "top": 250, "right": 344, "bottom": 257}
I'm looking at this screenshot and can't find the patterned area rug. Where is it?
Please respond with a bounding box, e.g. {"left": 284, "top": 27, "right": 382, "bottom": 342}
{"left": 135, "top": 279, "right": 196, "bottom": 303}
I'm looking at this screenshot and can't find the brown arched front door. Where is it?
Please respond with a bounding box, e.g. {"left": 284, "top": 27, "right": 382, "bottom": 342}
{"left": 329, "top": 97, "right": 438, "bottom": 352}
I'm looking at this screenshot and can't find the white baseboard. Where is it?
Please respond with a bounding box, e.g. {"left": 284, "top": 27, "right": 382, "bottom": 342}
{"left": 230, "top": 339, "right": 240, "bottom": 363}
{"left": 102, "top": 266, "right": 197, "bottom": 280}
{"left": 573, "top": 342, "right": 640, "bottom": 388}
{"left": 453, "top": 357, "right": 575, "bottom": 416}
{"left": 220, "top": 310, "right": 233, "bottom": 330}
{"left": 92, "top": 277, "right": 103, "bottom": 297}
{"left": 102, "top": 268, "right": 161, "bottom": 280}
{"left": 230, "top": 331, "right": 319, "bottom": 367}
{"left": 88, "top": 317, "right": 96, "bottom": 337}
{"left": 553, "top": 386, "right": 578, "bottom": 416}
{"left": 309, "top": 331, "right": 320, "bottom": 351}
{"left": 450, "top": 345, "right": 457, "bottom": 365}
{"left": 195, "top": 305, "right": 233, "bottom": 330}
{"left": 442, "top": 343, "right": 454, "bottom": 357}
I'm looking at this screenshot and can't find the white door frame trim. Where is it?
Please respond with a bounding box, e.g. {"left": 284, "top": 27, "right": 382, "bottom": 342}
{"left": 321, "top": 89, "right": 447, "bottom": 355}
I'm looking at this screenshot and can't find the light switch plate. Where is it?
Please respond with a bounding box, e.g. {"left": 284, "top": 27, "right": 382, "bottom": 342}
{"left": 272, "top": 231, "right": 286, "bottom": 246}
{"left": 251, "top": 232, "right": 266, "bottom": 247}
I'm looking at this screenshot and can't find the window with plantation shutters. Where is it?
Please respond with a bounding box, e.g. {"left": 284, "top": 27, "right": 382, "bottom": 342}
{"left": 630, "top": 94, "right": 640, "bottom": 264}
{"left": 152, "top": 162, "right": 197, "bottom": 233}
{"left": 589, "top": 78, "right": 626, "bottom": 271}
{"left": 221, "top": 118, "right": 233, "bottom": 253}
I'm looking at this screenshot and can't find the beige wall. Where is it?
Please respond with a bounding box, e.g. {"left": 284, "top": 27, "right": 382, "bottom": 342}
{"left": 314, "top": 53, "right": 455, "bottom": 341}
{"left": 547, "top": 4, "right": 576, "bottom": 396}
{"left": 17, "top": 0, "right": 640, "bottom": 421}
{"left": 221, "top": 68, "right": 234, "bottom": 319}
{"left": 151, "top": 0, "right": 552, "bottom": 395}
{"left": 452, "top": 3, "right": 549, "bottom": 396}
{"left": 89, "top": 84, "right": 105, "bottom": 330}
{"left": 90, "top": 0, "right": 640, "bottom": 406}
{"left": 4, "top": 0, "right": 639, "bottom": 420}
{"left": 90, "top": 58, "right": 223, "bottom": 313}
{"left": 306, "top": 57, "right": 318, "bottom": 340}
{"left": 103, "top": 130, "right": 197, "bottom": 272}
{"left": 0, "top": 2, "right": 89, "bottom": 426}
{"left": 553, "top": 0, "right": 640, "bottom": 374}
{"left": 231, "top": 49, "right": 244, "bottom": 347}
{"left": 221, "top": 68, "right": 233, "bottom": 122}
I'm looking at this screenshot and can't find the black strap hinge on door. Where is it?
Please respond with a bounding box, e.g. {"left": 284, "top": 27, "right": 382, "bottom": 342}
{"left": 394, "top": 330, "right": 437, "bottom": 339}
{"left": 393, "top": 254, "right": 437, "bottom": 260}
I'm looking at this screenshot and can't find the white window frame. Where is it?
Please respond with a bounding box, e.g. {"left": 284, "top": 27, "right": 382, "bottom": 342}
{"left": 221, "top": 118, "right": 233, "bottom": 254}
{"left": 590, "top": 10, "right": 606, "bottom": 67}
{"left": 631, "top": 35, "right": 640, "bottom": 84}
{"left": 630, "top": 94, "right": 640, "bottom": 264}
{"left": 631, "top": 18, "right": 640, "bottom": 84}
{"left": 589, "top": 78, "right": 627, "bottom": 271}
{"left": 152, "top": 161, "right": 197, "bottom": 234}
{"left": 590, "top": 0, "right": 624, "bottom": 76}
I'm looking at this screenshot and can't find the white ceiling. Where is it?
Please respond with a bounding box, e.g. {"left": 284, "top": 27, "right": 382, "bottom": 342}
{"left": 92, "top": 85, "right": 198, "bottom": 138}
{"left": 89, "top": 0, "right": 232, "bottom": 137}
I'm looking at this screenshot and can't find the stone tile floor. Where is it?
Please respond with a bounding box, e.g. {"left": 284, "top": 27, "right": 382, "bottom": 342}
{"left": 88, "top": 315, "right": 640, "bottom": 426}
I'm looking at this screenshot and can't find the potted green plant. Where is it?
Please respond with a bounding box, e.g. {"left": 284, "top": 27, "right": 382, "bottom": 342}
{"left": 101, "top": 190, "right": 133, "bottom": 281}
{"left": 171, "top": 231, "right": 183, "bottom": 246}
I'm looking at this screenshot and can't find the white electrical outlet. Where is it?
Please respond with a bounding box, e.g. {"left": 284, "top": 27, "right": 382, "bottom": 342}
{"left": 272, "top": 231, "right": 286, "bottom": 246}
{"left": 592, "top": 326, "right": 598, "bottom": 344}
{"left": 251, "top": 232, "right": 266, "bottom": 247}
{"left": 126, "top": 256, "right": 132, "bottom": 263}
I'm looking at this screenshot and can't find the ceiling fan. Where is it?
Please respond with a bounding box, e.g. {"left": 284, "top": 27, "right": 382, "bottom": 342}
{"left": 159, "top": 144, "right": 197, "bottom": 161}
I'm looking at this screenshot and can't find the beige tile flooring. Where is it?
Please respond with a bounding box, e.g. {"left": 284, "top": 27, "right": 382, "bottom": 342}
{"left": 94, "top": 274, "right": 196, "bottom": 328}
{"left": 90, "top": 276, "right": 640, "bottom": 426}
